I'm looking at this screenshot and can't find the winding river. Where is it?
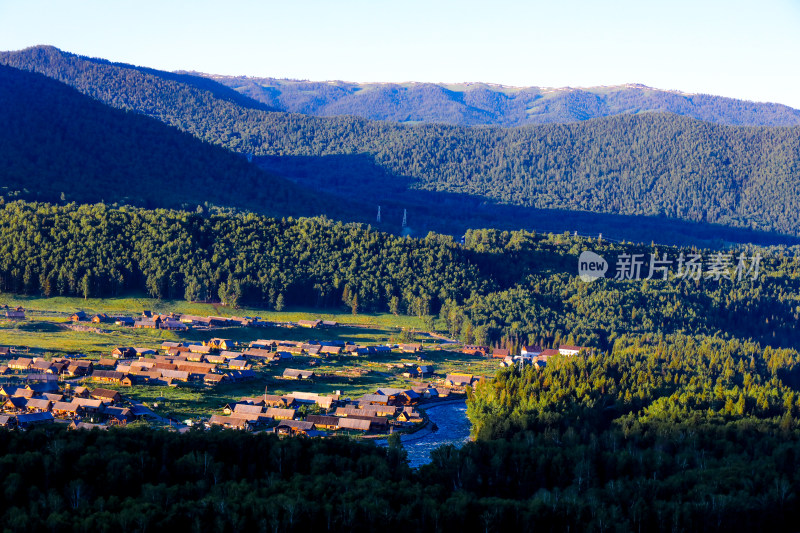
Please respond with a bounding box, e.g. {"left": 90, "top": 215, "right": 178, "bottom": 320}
{"left": 377, "top": 399, "right": 472, "bottom": 468}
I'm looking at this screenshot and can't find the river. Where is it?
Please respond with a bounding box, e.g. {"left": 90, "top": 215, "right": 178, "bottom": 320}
{"left": 376, "top": 399, "right": 472, "bottom": 468}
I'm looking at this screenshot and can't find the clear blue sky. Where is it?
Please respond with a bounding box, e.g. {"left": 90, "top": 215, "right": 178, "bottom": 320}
{"left": 2, "top": 0, "right": 799, "bottom": 108}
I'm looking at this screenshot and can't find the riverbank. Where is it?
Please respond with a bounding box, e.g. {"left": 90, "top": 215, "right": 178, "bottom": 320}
{"left": 374, "top": 398, "right": 471, "bottom": 467}
{"left": 397, "top": 398, "right": 469, "bottom": 444}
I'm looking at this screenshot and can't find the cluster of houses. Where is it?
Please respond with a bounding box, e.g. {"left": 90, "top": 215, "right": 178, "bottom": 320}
{"left": 0, "top": 335, "right": 429, "bottom": 391}
{"left": 69, "top": 310, "right": 272, "bottom": 330}
{"left": 462, "top": 344, "right": 590, "bottom": 367}
{"left": 209, "top": 387, "right": 430, "bottom": 436}
{"left": 245, "top": 338, "right": 421, "bottom": 358}
{"left": 0, "top": 381, "right": 136, "bottom": 430}
{"left": 0, "top": 339, "right": 262, "bottom": 388}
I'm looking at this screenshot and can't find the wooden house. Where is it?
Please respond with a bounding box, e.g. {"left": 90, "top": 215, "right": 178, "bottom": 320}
{"left": 359, "top": 394, "right": 390, "bottom": 406}
{"left": 70, "top": 311, "right": 88, "bottom": 322}
{"left": 399, "top": 343, "right": 423, "bottom": 353}
{"left": 72, "top": 386, "right": 91, "bottom": 398}
{"left": 52, "top": 401, "right": 82, "bottom": 418}
{"left": 208, "top": 414, "right": 251, "bottom": 430}
{"left": 91, "top": 313, "right": 110, "bottom": 323}
{"left": 462, "top": 345, "right": 489, "bottom": 356}
{"left": 264, "top": 407, "right": 296, "bottom": 420}
{"left": 8, "top": 358, "right": 33, "bottom": 371}
{"left": 114, "top": 317, "right": 135, "bottom": 327}
{"left": 445, "top": 373, "right": 474, "bottom": 388}
{"left": 492, "top": 348, "right": 511, "bottom": 359}
{"left": 259, "top": 394, "right": 292, "bottom": 407}
{"left": 228, "top": 359, "right": 250, "bottom": 370}
{"left": 234, "top": 404, "right": 263, "bottom": 416}
{"left": 558, "top": 345, "right": 585, "bottom": 356}
{"left": 539, "top": 348, "right": 559, "bottom": 360}
{"left": 205, "top": 354, "right": 228, "bottom": 364}
{"left": 5, "top": 307, "right": 25, "bottom": 319}
{"left": 319, "top": 345, "right": 342, "bottom": 356}
{"left": 3, "top": 396, "right": 28, "bottom": 412}
{"left": 90, "top": 370, "right": 125, "bottom": 384}
{"left": 111, "top": 347, "right": 136, "bottom": 358}
{"left": 91, "top": 388, "right": 122, "bottom": 403}
{"left": 66, "top": 360, "right": 93, "bottom": 377}
{"left": 249, "top": 340, "right": 277, "bottom": 350}
{"left": 160, "top": 369, "right": 189, "bottom": 382}
{"left": 16, "top": 412, "right": 54, "bottom": 428}
{"left": 228, "top": 369, "right": 256, "bottom": 381}
{"left": 134, "top": 317, "right": 161, "bottom": 329}
{"left": 304, "top": 345, "right": 321, "bottom": 356}
{"left": 297, "top": 319, "right": 321, "bottom": 329}
{"left": 306, "top": 415, "right": 339, "bottom": 430}
{"left": 243, "top": 348, "right": 272, "bottom": 360}
{"left": 100, "top": 406, "right": 132, "bottom": 425}
{"left": 161, "top": 319, "right": 188, "bottom": 331}
{"left": 72, "top": 398, "right": 104, "bottom": 413}
{"left": 209, "top": 338, "right": 235, "bottom": 351}
{"left": 30, "top": 359, "right": 54, "bottom": 373}
{"left": 188, "top": 345, "right": 212, "bottom": 356}
{"left": 276, "top": 419, "right": 314, "bottom": 436}
{"left": 26, "top": 398, "right": 52, "bottom": 413}
{"left": 204, "top": 373, "right": 227, "bottom": 386}
{"left": 26, "top": 381, "right": 59, "bottom": 394}
{"left": 337, "top": 417, "right": 371, "bottom": 432}
{"left": 520, "top": 345, "right": 543, "bottom": 357}
{"left": 283, "top": 368, "right": 314, "bottom": 380}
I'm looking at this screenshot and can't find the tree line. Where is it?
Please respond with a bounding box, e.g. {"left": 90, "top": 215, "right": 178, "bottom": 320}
{"left": 1, "top": 201, "right": 799, "bottom": 351}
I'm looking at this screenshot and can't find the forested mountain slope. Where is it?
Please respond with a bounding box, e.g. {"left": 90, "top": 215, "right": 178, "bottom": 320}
{"left": 205, "top": 75, "right": 800, "bottom": 127}
{"left": 4, "top": 46, "right": 800, "bottom": 241}
{"left": 0, "top": 64, "right": 329, "bottom": 216}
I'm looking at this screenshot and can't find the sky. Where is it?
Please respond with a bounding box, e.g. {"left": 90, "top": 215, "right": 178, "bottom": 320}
{"left": 2, "top": 0, "right": 799, "bottom": 108}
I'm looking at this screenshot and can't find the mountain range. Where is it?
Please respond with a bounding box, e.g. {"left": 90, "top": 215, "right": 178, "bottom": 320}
{"left": 203, "top": 75, "right": 800, "bottom": 128}
{"left": 2, "top": 45, "right": 800, "bottom": 246}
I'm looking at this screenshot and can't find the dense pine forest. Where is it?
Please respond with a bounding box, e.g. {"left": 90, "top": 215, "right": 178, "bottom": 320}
{"left": 3, "top": 46, "right": 800, "bottom": 239}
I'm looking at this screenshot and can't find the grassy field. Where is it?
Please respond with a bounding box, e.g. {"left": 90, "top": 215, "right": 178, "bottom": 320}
{"left": 0, "top": 294, "right": 494, "bottom": 420}
{"left": 0, "top": 294, "right": 426, "bottom": 328}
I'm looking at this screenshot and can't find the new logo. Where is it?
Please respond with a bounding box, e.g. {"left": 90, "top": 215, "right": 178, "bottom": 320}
{"left": 578, "top": 251, "right": 608, "bottom": 282}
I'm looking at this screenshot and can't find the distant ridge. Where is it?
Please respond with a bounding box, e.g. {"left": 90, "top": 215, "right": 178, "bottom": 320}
{"left": 201, "top": 75, "right": 800, "bottom": 127}
{"left": 4, "top": 45, "right": 800, "bottom": 244}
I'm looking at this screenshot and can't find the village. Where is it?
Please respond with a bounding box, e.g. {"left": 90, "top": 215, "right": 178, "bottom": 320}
{"left": 0, "top": 305, "right": 590, "bottom": 436}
